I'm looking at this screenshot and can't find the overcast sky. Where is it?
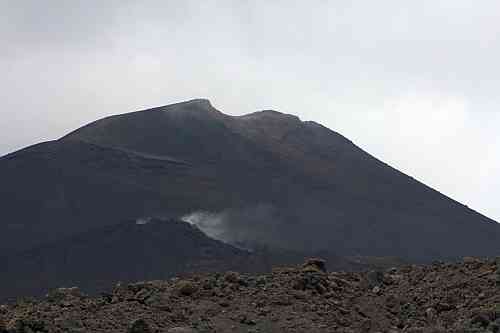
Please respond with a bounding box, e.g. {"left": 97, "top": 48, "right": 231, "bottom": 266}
{"left": 1, "top": 0, "right": 499, "bottom": 221}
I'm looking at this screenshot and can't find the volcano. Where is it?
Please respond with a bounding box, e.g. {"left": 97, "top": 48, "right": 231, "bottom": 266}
{"left": 0, "top": 99, "right": 499, "bottom": 298}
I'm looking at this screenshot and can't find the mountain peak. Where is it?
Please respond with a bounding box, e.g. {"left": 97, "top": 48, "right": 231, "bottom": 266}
{"left": 155, "top": 98, "right": 217, "bottom": 114}
{"left": 238, "top": 109, "right": 301, "bottom": 123}
{"left": 173, "top": 98, "right": 213, "bottom": 108}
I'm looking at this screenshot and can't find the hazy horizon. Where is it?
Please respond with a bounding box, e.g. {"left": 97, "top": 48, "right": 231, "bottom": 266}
{"left": 1, "top": 1, "right": 499, "bottom": 222}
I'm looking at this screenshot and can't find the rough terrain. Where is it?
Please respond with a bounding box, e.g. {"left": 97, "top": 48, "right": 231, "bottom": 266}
{"left": 1, "top": 258, "right": 499, "bottom": 333}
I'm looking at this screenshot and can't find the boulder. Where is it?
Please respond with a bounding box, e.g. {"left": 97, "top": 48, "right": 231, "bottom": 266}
{"left": 224, "top": 271, "right": 241, "bottom": 284}
{"left": 366, "top": 270, "right": 384, "bottom": 288}
{"left": 175, "top": 281, "right": 199, "bottom": 297}
{"left": 127, "top": 319, "right": 151, "bottom": 333}
{"left": 302, "top": 258, "right": 327, "bottom": 273}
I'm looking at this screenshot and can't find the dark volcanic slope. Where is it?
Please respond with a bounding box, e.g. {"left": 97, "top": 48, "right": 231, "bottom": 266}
{"left": 0, "top": 217, "right": 384, "bottom": 301}
{"left": 1, "top": 99, "right": 499, "bottom": 262}
{"left": 0, "top": 218, "right": 263, "bottom": 301}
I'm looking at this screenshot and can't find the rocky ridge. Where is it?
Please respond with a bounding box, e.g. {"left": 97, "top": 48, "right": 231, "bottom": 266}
{"left": 1, "top": 258, "right": 499, "bottom": 333}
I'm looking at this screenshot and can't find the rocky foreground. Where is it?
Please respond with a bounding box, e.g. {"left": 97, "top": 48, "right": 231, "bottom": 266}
{"left": 1, "top": 258, "right": 499, "bottom": 333}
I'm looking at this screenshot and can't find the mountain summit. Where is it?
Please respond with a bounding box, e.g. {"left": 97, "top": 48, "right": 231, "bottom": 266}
{"left": 1, "top": 99, "right": 499, "bottom": 262}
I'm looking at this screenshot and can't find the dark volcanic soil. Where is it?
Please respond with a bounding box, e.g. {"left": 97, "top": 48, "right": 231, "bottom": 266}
{"left": 1, "top": 258, "right": 499, "bottom": 333}
{"left": 0, "top": 218, "right": 401, "bottom": 302}
{"left": 2, "top": 99, "right": 499, "bottom": 262}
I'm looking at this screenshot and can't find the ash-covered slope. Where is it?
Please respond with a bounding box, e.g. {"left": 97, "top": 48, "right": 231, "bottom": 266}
{"left": 0, "top": 217, "right": 381, "bottom": 302}
{"left": 0, "top": 218, "right": 264, "bottom": 301}
{"left": 0, "top": 99, "right": 499, "bottom": 262}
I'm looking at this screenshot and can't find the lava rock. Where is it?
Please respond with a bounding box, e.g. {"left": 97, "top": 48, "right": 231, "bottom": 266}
{"left": 302, "top": 258, "right": 327, "bottom": 273}
{"left": 128, "top": 319, "right": 151, "bottom": 333}
{"left": 46, "top": 287, "right": 85, "bottom": 303}
{"left": 5, "top": 318, "right": 47, "bottom": 333}
{"left": 175, "top": 281, "right": 199, "bottom": 297}
{"left": 224, "top": 271, "right": 239, "bottom": 283}
{"left": 167, "top": 328, "right": 198, "bottom": 333}
{"left": 471, "top": 313, "right": 491, "bottom": 328}
{"left": 366, "top": 270, "right": 384, "bottom": 288}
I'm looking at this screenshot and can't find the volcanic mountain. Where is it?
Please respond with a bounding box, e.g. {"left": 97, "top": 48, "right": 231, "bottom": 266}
{"left": 0, "top": 217, "right": 371, "bottom": 301}
{"left": 1, "top": 99, "right": 499, "bottom": 263}
{"left": 0, "top": 218, "right": 262, "bottom": 301}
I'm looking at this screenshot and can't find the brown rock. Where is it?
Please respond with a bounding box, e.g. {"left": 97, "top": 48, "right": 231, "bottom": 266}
{"left": 471, "top": 313, "right": 491, "bottom": 327}
{"left": 425, "top": 307, "right": 437, "bottom": 321}
{"left": 128, "top": 319, "right": 151, "bottom": 333}
{"left": 46, "top": 287, "right": 85, "bottom": 303}
{"left": 463, "top": 256, "right": 479, "bottom": 264}
{"left": 5, "top": 319, "right": 23, "bottom": 333}
{"left": 366, "top": 270, "right": 384, "bottom": 288}
{"left": 224, "top": 271, "right": 241, "bottom": 284}
{"left": 5, "top": 318, "right": 46, "bottom": 333}
{"left": 167, "top": 328, "right": 198, "bottom": 333}
{"left": 175, "top": 281, "right": 199, "bottom": 297}
{"left": 435, "top": 302, "right": 455, "bottom": 313}
{"left": 302, "top": 258, "right": 327, "bottom": 273}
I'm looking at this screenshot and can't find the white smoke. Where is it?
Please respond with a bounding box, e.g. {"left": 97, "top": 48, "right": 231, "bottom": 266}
{"left": 180, "top": 204, "right": 289, "bottom": 250}
{"left": 181, "top": 211, "right": 228, "bottom": 242}
{"left": 135, "top": 217, "right": 152, "bottom": 225}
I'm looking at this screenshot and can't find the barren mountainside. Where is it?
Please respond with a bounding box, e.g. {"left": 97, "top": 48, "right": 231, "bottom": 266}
{"left": 1, "top": 99, "right": 498, "bottom": 258}
{"left": 0, "top": 99, "right": 499, "bottom": 302}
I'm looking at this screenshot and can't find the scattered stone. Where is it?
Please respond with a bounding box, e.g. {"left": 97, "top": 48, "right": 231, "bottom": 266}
{"left": 291, "top": 290, "right": 307, "bottom": 300}
{"left": 435, "top": 302, "right": 455, "bottom": 313}
{"left": 5, "top": 319, "right": 23, "bottom": 333}
{"left": 256, "top": 276, "right": 267, "bottom": 286}
{"left": 1, "top": 259, "right": 499, "bottom": 332}
{"left": 5, "top": 318, "right": 47, "bottom": 333}
{"left": 167, "top": 327, "right": 198, "bottom": 333}
{"left": 46, "top": 287, "right": 85, "bottom": 303}
{"left": 128, "top": 319, "right": 151, "bottom": 333}
{"left": 471, "top": 313, "right": 491, "bottom": 328}
{"left": 366, "top": 270, "right": 384, "bottom": 288}
{"left": 382, "top": 273, "right": 397, "bottom": 285}
{"left": 218, "top": 300, "right": 230, "bottom": 307}
{"left": 54, "top": 318, "right": 84, "bottom": 332}
{"left": 293, "top": 269, "right": 330, "bottom": 294}
{"left": 425, "top": 307, "right": 437, "bottom": 321}
{"left": 463, "top": 256, "right": 479, "bottom": 264}
{"left": 273, "top": 294, "right": 293, "bottom": 306}
{"left": 224, "top": 271, "right": 242, "bottom": 284}
{"left": 385, "top": 294, "right": 400, "bottom": 310}
{"left": 201, "top": 278, "right": 216, "bottom": 290}
{"left": 302, "top": 258, "right": 327, "bottom": 273}
{"left": 239, "top": 315, "right": 257, "bottom": 326}
{"left": 175, "top": 281, "right": 199, "bottom": 296}
{"left": 489, "top": 320, "right": 500, "bottom": 333}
